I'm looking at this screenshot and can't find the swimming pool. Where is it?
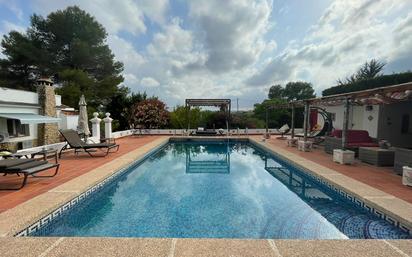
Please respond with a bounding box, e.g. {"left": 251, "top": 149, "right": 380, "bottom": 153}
{"left": 31, "top": 140, "right": 410, "bottom": 239}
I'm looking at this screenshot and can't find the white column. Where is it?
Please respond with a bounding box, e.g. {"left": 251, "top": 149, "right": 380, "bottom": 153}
{"left": 103, "top": 112, "right": 113, "bottom": 139}
{"left": 90, "top": 112, "right": 101, "bottom": 140}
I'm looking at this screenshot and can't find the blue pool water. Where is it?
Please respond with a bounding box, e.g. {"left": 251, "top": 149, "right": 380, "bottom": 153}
{"left": 33, "top": 141, "right": 411, "bottom": 239}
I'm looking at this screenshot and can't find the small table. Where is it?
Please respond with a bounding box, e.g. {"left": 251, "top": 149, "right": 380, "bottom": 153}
{"left": 359, "top": 147, "right": 394, "bottom": 166}
{"left": 298, "top": 140, "right": 313, "bottom": 152}
{"left": 333, "top": 149, "right": 355, "bottom": 165}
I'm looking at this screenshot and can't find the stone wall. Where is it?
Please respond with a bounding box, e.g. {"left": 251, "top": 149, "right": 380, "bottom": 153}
{"left": 0, "top": 139, "right": 38, "bottom": 152}
{"left": 37, "top": 79, "right": 60, "bottom": 145}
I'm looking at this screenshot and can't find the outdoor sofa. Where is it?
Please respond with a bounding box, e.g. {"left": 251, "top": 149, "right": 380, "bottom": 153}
{"left": 324, "top": 129, "right": 379, "bottom": 155}
{"left": 59, "top": 129, "right": 120, "bottom": 158}
{"left": 0, "top": 159, "right": 59, "bottom": 190}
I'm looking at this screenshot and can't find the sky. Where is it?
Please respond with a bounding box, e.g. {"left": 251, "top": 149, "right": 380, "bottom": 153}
{"left": 0, "top": 0, "right": 412, "bottom": 109}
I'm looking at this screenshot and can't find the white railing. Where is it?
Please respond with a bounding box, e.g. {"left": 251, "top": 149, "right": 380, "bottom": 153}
{"left": 110, "top": 128, "right": 304, "bottom": 136}
{"left": 12, "top": 128, "right": 304, "bottom": 153}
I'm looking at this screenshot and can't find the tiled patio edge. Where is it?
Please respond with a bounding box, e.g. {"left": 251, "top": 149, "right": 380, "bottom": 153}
{"left": 1, "top": 237, "right": 411, "bottom": 257}
{"left": 0, "top": 136, "right": 170, "bottom": 237}
{"left": 249, "top": 137, "right": 412, "bottom": 233}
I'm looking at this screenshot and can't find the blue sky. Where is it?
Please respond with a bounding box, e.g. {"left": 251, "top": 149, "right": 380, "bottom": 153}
{"left": 1, "top": 0, "right": 412, "bottom": 109}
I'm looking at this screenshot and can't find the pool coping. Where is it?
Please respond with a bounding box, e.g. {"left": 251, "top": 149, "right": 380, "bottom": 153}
{"left": 0, "top": 136, "right": 411, "bottom": 256}
{"left": 1, "top": 237, "right": 411, "bottom": 257}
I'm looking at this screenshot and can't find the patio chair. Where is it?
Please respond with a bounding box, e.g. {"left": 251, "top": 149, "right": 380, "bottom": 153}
{"left": 275, "top": 124, "right": 290, "bottom": 139}
{"left": 0, "top": 159, "right": 59, "bottom": 190}
{"left": 59, "top": 129, "right": 120, "bottom": 158}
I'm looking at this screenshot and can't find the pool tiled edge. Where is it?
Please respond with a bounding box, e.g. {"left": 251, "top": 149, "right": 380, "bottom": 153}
{"left": 1, "top": 237, "right": 411, "bottom": 257}
{"left": 0, "top": 136, "right": 170, "bottom": 237}
{"left": 249, "top": 137, "right": 412, "bottom": 235}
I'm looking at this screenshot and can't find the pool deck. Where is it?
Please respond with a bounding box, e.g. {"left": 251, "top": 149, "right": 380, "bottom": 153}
{"left": 1, "top": 237, "right": 412, "bottom": 257}
{"left": 0, "top": 135, "right": 411, "bottom": 256}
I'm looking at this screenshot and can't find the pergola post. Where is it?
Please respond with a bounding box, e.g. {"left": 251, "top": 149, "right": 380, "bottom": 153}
{"left": 303, "top": 101, "right": 310, "bottom": 142}
{"left": 291, "top": 105, "right": 295, "bottom": 139}
{"left": 228, "top": 103, "right": 231, "bottom": 132}
{"left": 342, "top": 98, "right": 350, "bottom": 150}
{"left": 265, "top": 106, "right": 269, "bottom": 134}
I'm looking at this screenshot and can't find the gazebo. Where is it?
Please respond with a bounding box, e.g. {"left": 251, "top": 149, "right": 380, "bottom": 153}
{"left": 185, "top": 99, "right": 231, "bottom": 132}
{"left": 267, "top": 82, "right": 412, "bottom": 150}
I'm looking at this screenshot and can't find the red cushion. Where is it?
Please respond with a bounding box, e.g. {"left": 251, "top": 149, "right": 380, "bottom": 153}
{"left": 347, "top": 130, "right": 372, "bottom": 143}
{"left": 347, "top": 142, "right": 379, "bottom": 148}
{"left": 331, "top": 129, "right": 342, "bottom": 138}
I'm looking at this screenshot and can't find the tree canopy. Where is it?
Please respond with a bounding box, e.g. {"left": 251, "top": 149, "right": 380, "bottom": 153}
{"left": 0, "top": 6, "right": 124, "bottom": 111}
{"left": 130, "top": 99, "right": 169, "bottom": 129}
{"left": 267, "top": 81, "right": 315, "bottom": 101}
{"left": 336, "top": 59, "right": 385, "bottom": 86}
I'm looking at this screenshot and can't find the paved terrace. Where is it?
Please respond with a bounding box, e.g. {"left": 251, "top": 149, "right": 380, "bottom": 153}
{"left": 0, "top": 136, "right": 162, "bottom": 213}
{"left": 264, "top": 136, "right": 412, "bottom": 204}
{"left": 1, "top": 237, "right": 411, "bottom": 257}
{"left": 0, "top": 135, "right": 411, "bottom": 256}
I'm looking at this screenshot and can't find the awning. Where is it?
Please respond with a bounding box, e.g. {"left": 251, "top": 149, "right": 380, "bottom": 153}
{"left": 0, "top": 113, "right": 61, "bottom": 124}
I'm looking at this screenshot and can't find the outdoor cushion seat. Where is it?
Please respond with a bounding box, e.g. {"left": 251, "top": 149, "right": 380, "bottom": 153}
{"left": 347, "top": 142, "right": 379, "bottom": 148}
{"left": 324, "top": 129, "right": 378, "bottom": 155}
{"left": 4, "top": 160, "right": 48, "bottom": 172}
{"left": 0, "top": 159, "right": 35, "bottom": 169}
{"left": 59, "top": 129, "right": 120, "bottom": 158}
{"left": 0, "top": 159, "right": 60, "bottom": 190}
{"left": 81, "top": 143, "right": 117, "bottom": 148}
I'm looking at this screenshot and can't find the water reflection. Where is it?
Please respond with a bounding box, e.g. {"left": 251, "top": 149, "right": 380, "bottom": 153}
{"left": 185, "top": 142, "right": 231, "bottom": 174}
{"left": 262, "top": 154, "right": 411, "bottom": 239}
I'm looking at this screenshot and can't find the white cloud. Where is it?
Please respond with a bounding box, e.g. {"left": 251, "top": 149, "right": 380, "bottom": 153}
{"left": 2, "top": 0, "right": 412, "bottom": 109}
{"left": 140, "top": 77, "right": 160, "bottom": 88}
{"left": 31, "top": 0, "right": 169, "bottom": 36}
{"left": 246, "top": 0, "right": 412, "bottom": 95}
{"left": 187, "top": 0, "right": 273, "bottom": 73}
{"left": 1, "top": 20, "right": 25, "bottom": 34}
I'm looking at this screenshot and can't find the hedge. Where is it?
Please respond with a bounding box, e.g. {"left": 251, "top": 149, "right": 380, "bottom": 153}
{"left": 322, "top": 72, "right": 412, "bottom": 96}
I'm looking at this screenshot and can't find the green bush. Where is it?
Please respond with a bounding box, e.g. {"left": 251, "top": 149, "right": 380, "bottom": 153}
{"left": 322, "top": 72, "right": 412, "bottom": 96}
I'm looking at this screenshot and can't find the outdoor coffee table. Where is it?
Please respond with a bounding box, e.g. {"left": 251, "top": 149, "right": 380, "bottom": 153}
{"left": 359, "top": 147, "right": 395, "bottom": 166}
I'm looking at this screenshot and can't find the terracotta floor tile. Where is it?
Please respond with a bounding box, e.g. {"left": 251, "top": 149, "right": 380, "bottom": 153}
{"left": 0, "top": 136, "right": 161, "bottom": 213}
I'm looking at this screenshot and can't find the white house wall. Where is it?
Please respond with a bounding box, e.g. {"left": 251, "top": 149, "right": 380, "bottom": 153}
{"left": 59, "top": 114, "right": 79, "bottom": 130}
{"left": 361, "top": 105, "right": 379, "bottom": 138}
{"left": 0, "top": 106, "right": 39, "bottom": 143}
{"left": 0, "top": 87, "right": 38, "bottom": 104}
{"left": 0, "top": 87, "right": 61, "bottom": 106}
{"left": 318, "top": 104, "right": 379, "bottom": 138}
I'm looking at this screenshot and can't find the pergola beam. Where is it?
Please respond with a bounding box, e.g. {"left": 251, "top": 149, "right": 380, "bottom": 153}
{"left": 185, "top": 99, "right": 231, "bottom": 132}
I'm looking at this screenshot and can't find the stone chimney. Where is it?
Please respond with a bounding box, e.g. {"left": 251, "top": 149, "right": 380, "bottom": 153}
{"left": 37, "top": 78, "right": 59, "bottom": 145}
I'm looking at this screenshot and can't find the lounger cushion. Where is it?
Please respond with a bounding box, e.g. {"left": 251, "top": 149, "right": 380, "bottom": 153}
{"left": 0, "top": 159, "right": 35, "bottom": 169}
{"left": 82, "top": 143, "right": 116, "bottom": 149}
{"left": 347, "top": 142, "right": 379, "bottom": 148}
{"left": 5, "top": 160, "right": 48, "bottom": 171}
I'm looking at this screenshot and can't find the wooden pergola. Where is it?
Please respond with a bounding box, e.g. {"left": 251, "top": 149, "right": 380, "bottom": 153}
{"left": 185, "top": 99, "right": 231, "bottom": 131}
{"left": 267, "top": 82, "right": 412, "bottom": 149}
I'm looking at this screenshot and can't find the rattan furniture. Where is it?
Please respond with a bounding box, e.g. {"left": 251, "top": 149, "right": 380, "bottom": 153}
{"left": 394, "top": 148, "right": 412, "bottom": 175}
{"left": 359, "top": 147, "right": 395, "bottom": 167}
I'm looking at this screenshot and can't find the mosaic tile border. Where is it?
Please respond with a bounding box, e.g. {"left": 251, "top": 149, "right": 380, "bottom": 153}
{"left": 15, "top": 141, "right": 169, "bottom": 237}
{"left": 15, "top": 138, "right": 411, "bottom": 237}
{"left": 249, "top": 140, "right": 412, "bottom": 235}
